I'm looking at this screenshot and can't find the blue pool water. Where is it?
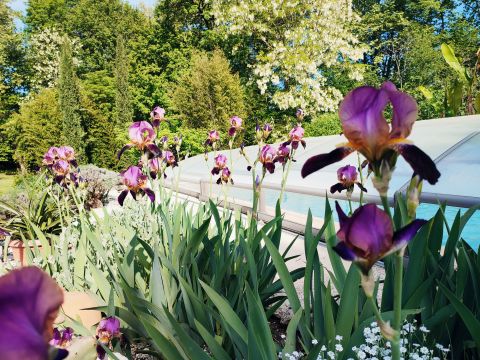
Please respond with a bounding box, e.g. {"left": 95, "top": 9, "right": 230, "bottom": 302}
{"left": 226, "top": 188, "right": 480, "bottom": 249}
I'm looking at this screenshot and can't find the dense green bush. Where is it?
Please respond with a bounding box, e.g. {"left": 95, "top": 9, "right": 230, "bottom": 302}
{"left": 9, "top": 88, "right": 62, "bottom": 171}
{"left": 170, "top": 50, "right": 247, "bottom": 133}
{"left": 304, "top": 113, "right": 342, "bottom": 137}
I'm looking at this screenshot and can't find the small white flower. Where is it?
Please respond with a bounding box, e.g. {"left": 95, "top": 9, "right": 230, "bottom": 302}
{"left": 420, "top": 347, "right": 429, "bottom": 355}
{"left": 419, "top": 325, "right": 430, "bottom": 333}
{"left": 335, "top": 335, "right": 343, "bottom": 341}
{"left": 321, "top": 345, "right": 327, "bottom": 351}
{"left": 327, "top": 351, "right": 335, "bottom": 359}
{"left": 335, "top": 344, "right": 343, "bottom": 352}
{"left": 312, "top": 339, "right": 318, "bottom": 345}
{"left": 357, "top": 350, "right": 366, "bottom": 359}
{"left": 281, "top": 334, "right": 286, "bottom": 339}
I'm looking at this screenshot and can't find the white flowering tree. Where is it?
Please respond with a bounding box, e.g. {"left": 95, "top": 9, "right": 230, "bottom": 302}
{"left": 27, "top": 28, "right": 80, "bottom": 92}
{"left": 211, "top": 0, "right": 367, "bottom": 114}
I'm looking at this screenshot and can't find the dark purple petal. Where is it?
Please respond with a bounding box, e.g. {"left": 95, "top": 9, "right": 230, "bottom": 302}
{"left": 211, "top": 167, "right": 220, "bottom": 175}
{"left": 333, "top": 241, "right": 358, "bottom": 261}
{"left": 330, "top": 183, "right": 347, "bottom": 194}
{"left": 0, "top": 267, "right": 64, "bottom": 360}
{"left": 117, "top": 144, "right": 132, "bottom": 160}
{"left": 118, "top": 190, "right": 128, "bottom": 206}
{"left": 301, "top": 147, "right": 353, "bottom": 178}
{"left": 228, "top": 127, "right": 236, "bottom": 137}
{"left": 291, "top": 141, "right": 299, "bottom": 150}
{"left": 393, "top": 143, "right": 440, "bottom": 185}
{"left": 146, "top": 144, "right": 162, "bottom": 158}
{"left": 144, "top": 188, "right": 155, "bottom": 203}
{"left": 53, "top": 348, "right": 69, "bottom": 360}
{"left": 216, "top": 178, "right": 222, "bottom": 184}
{"left": 392, "top": 219, "right": 428, "bottom": 249}
{"left": 356, "top": 182, "right": 367, "bottom": 192}
{"left": 335, "top": 201, "right": 349, "bottom": 228}
{"left": 130, "top": 190, "right": 137, "bottom": 200}
{"left": 265, "top": 163, "right": 275, "bottom": 174}
{"left": 382, "top": 82, "right": 418, "bottom": 139}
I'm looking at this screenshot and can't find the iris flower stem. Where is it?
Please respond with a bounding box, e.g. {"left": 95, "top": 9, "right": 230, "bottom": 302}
{"left": 392, "top": 250, "right": 404, "bottom": 360}
{"left": 279, "top": 153, "right": 293, "bottom": 204}
{"left": 380, "top": 195, "right": 392, "bottom": 219}
{"left": 357, "top": 152, "right": 365, "bottom": 206}
{"left": 368, "top": 295, "right": 384, "bottom": 325}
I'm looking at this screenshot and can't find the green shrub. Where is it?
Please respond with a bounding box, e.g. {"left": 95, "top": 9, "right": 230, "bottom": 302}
{"left": 9, "top": 88, "right": 62, "bottom": 171}
{"left": 170, "top": 50, "right": 247, "bottom": 134}
{"left": 304, "top": 113, "right": 342, "bottom": 137}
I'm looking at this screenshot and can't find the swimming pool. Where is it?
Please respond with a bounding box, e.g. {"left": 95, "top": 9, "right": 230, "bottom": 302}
{"left": 225, "top": 187, "right": 480, "bottom": 249}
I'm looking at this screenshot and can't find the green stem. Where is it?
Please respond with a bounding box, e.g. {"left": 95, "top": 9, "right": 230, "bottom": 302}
{"left": 357, "top": 152, "right": 365, "bottom": 206}
{"left": 392, "top": 250, "right": 404, "bottom": 360}
{"left": 347, "top": 197, "right": 353, "bottom": 215}
{"left": 279, "top": 155, "right": 293, "bottom": 204}
{"left": 380, "top": 195, "right": 392, "bottom": 219}
{"left": 368, "top": 295, "right": 384, "bottom": 324}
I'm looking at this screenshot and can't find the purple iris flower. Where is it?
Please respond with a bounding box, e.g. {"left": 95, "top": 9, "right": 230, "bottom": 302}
{"left": 0, "top": 227, "right": 11, "bottom": 239}
{"left": 330, "top": 165, "right": 367, "bottom": 194}
{"left": 0, "top": 266, "right": 65, "bottom": 360}
{"left": 296, "top": 108, "right": 305, "bottom": 120}
{"left": 42, "top": 147, "right": 59, "bottom": 167}
{"left": 96, "top": 317, "right": 120, "bottom": 344}
{"left": 205, "top": 130, "right": 220, "bottom": 147}
{"left": 118, "top": 166, "right": 155, "bottom": 206}
{"left": 259, "top": 145, "right": 277, "bottom": 174}
{"left": 228, "top": 116, "right": 243, "bottom": 136}
{"left": 118, "top": 121, "right": 161, "bottom": 159}
{"left": 333, "top": 202, "right": 427, "bottom": 274}
{"left": 301, "top": 82, "right": 440, "bottom": 186}
{"left": 211, "top": 154, "right": 228, "bottom": 175}
{"left": 96, "top": 317, "right": 121, "bottom": 360}
{"left": 150, "top": 106, "right": 166, "bottom": 128}
{"left": 163, "top": 150, "right": 177, "bottom": 167}
{"left": 276, "top": 143, "right": 291, "bottom": 164}
{"left": 50, "top": 327, "right": 73, "bottom": 348}
{"left": 287, "top": 125, "right": 306, "bottom": 150}
{"left": 216, "top": 167, "right": 233, "bottom": 185}
{"left": 148, "top": 157, "right": 161, "bottom": 179}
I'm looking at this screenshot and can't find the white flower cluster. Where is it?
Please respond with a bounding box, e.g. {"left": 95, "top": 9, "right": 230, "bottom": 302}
{"left": 211, "top": 0, "right": 368, "bottom": 115}
{"left": 276, "top": 321, "right": 449, "bottom": 360}
{"left": 27, "top": 28, "right": 81, "bottom": 94}
{"left": 351, "top": 321, "right": 450, "bottom": 360}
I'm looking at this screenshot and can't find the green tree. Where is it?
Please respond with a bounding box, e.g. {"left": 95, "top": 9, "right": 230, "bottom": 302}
{"left": 58, "top": 37, "right": 84, "bottom": 157}
{"left": 8, "top": 88, "right": 62, "bottom": 171}
{"left": 170, "top": 50, "right": 246, "bottom": 132}
{"left": 114, "top": 34, "right": 132, "bottom": 130}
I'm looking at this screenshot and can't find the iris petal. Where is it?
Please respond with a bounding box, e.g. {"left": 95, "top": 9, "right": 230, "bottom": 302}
{"left": 392, "top": 219, "right": 428, "bottom": 249}
{"left": 339, "top": 85, "right": 390, "bottom": 158}
{"left": 301, "top": 147, "right": 353, "bottom": 178}
{"left": 117, "top": 144, "right": 132, "bottom": 160}
{"left": 143, "top": 188, "right": 155, "bottom": 203}
{"left": 333, "top": 242, "right": 358, "bottom": 261}
{"left": 392, "top": 143, "right": 441, "bottom": 185}
{"left": 382, "top": 82, "right": 418, "bottom": 140}
{"left": 330, "top": 183, "right": 347, "bottom": 194}
{"left": 118, "top": 190, "right": 128, "bottom": 206}
{"left": 0, "top": 267, "right": 64, "bottom": 360}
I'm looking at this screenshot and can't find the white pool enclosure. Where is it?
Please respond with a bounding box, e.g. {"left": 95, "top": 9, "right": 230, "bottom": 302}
{"left": 168, "top": 115, "right": 480, "bottom": 246}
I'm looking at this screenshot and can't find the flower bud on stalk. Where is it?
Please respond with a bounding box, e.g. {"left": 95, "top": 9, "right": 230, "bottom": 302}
{"left": 407, "top": 175, "right": 423, "bottom": 219}
{"left": 371, "top": 161, "right": 393, "bottom": 197}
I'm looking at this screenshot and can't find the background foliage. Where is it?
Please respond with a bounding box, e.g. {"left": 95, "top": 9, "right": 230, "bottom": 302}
{"left": 0, "top": 0, "right": 478, "bottom": 171}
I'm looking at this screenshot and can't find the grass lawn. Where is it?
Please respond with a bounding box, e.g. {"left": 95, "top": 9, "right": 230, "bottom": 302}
{"left": 0, "top": 173, "right": 15, "bottom": 196}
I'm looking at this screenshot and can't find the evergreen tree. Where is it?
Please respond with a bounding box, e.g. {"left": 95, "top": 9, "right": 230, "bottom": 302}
{"left": 58, "top": 37, "right": 85, "bottom": 158}
{"left": 114, "top": 34, "right": 132, "bottom": 130}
